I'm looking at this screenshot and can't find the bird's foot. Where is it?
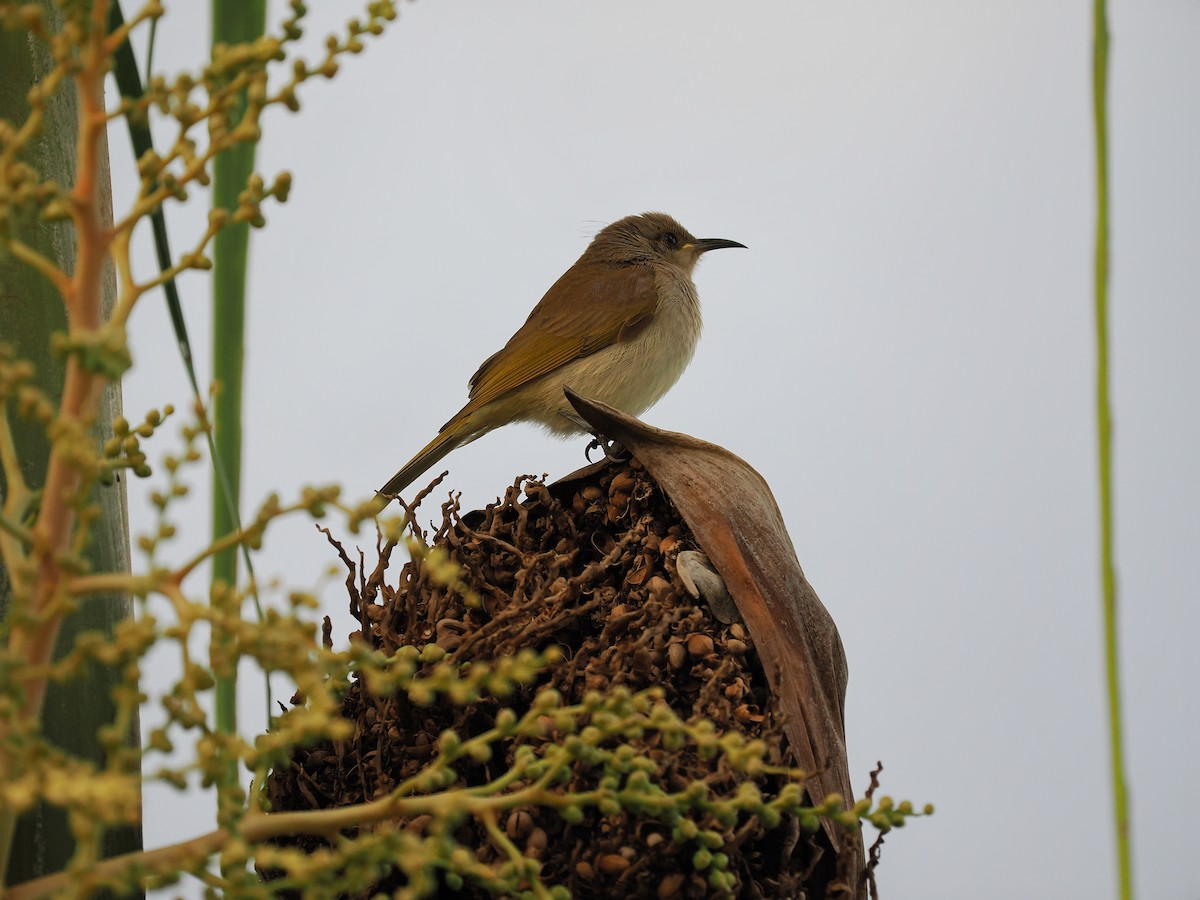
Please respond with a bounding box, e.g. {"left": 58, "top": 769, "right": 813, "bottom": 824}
{"left": 585, "top": 435, "right": 629, "bottom": 463}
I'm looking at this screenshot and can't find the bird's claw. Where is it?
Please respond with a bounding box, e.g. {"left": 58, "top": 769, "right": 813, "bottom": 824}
{"left": 584, "top": 435, "right": 628, "bottom": 463}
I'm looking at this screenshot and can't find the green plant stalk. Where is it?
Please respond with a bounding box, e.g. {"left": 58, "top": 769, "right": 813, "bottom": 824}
{"left": 210, "top": 0, "right": 266, "bottom": 758}
{"left": 1092, "top": 3, "right": 1132, "bottom": 899}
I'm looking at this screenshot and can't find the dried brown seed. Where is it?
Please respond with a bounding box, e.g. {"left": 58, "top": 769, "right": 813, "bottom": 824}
{"left": 582, "top": 485, "right": 603, "bottom": 501}
{"left": 609, "top": 471, "right": 636, "bottom": 495}
{"left": 506, "top": 809, "right": 533, "bottom": 840}
{"left": 724, "top": 638, "right": 748, "bottom": 655}
{"left": 686, "top": 633, "right": 715, "bottom": 657}
{"left": 729, "top": 622, "right": 747, "bottom": 640}
{"left": 645, "top": 831, "right": 665, "bottom": 848}
{"left": 574, "top": 861, "right": 595, "bottom": 880}
{"left": 657, "top": 873, "right": 685, "bottom": 898}
{"left": 667, "top": 642, "right": 687, "bottom": 670}
{"left": 645, "top": 575, "right": 671, "bottom": 602}
{"left": 597, "top": 853, "right": 630, "bottom": 875}
{"left": 526, "top": 827, "right": 548, "bottom": 857}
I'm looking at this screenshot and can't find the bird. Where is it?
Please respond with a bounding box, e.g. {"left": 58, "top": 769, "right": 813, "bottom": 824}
{"left": 377, "top": 212, "right": 745, "bottom": 500}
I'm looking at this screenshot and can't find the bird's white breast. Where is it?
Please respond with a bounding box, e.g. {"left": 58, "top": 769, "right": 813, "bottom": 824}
{"left": 515, "top": 268, "right": 703, "bottom": 435}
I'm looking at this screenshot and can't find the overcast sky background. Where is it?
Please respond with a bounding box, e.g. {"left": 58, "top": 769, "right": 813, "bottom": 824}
{"left": 108, "top": 3, "right": 1199, "bottom": 898}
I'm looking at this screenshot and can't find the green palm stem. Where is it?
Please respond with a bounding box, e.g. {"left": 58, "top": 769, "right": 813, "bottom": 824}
{"left": 210, "top": 0, "right": 266, "bottom": 806}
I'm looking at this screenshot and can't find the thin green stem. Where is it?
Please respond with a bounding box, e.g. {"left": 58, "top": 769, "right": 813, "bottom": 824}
{"left": 1092, "top": 3, "right": 1132, "bottom": 899}
{"left": 209, "top": 0, "right": 266, "bottom": 796}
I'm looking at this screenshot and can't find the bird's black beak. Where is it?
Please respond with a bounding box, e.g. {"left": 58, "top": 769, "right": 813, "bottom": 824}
{"left": 694, "top": 237, "right": 747, "bottom": 253}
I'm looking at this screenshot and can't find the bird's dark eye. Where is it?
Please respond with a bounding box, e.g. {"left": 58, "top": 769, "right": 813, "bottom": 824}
{"left": 661, "top": 232, "right": 679, "bottom": 248}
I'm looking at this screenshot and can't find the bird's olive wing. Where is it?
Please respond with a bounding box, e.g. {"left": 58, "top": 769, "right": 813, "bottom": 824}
{"left": 461, "top": 263, "right": 658, "bottom": 412}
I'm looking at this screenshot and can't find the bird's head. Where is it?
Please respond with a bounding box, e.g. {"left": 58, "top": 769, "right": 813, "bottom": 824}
{"left": 587, "top": 212, "right": 746, "bottom": 272}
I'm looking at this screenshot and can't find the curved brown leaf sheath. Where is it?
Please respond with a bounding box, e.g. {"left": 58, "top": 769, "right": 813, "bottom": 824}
{"left": 564, "top": 390, "right": 858, "bottom": 862}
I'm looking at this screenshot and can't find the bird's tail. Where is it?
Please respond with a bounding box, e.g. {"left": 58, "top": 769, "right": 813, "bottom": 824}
{"left": 376, "top": 416, "right": 479, "bottom": 502}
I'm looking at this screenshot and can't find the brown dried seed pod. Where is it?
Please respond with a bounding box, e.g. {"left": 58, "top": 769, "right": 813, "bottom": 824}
{"left": 625, "top": 558, "right": 650, "bottom": 586}
{"left": 582, "top": 484, "right": 603, "bottom": 501}
{"left": 658, "top": 534, "right": 680, "bottom": 556}
{"left": 725, "top": 638, "right": 748, "bottom": 655}
{"left": 729, "top": 622, "right": 747, "bottom": 641}
{"left": 526, "top": 827, "right": 548, "bottom": 857}
{"left": 597, "top": 853, "right": 631, "bottom": 875}
{"left": 685, "top": 633, "right": 715, "bottom": 657}
{"left": 574, "top": 861, "right": 595, "bottom": 880}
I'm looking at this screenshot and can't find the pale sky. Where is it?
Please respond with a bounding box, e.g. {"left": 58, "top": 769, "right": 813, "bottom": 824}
{"left": 110, "top": 3, "right": 1199, "bottom": 898}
